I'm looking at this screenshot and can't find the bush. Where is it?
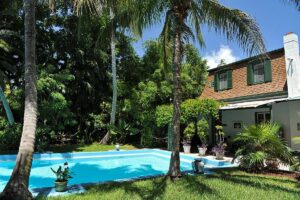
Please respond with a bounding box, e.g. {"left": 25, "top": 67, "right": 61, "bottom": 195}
{"left": 183, "top": 123, "right": 195, "bottom": 142}
{"left": 197, "top": 119, "right": 209, "bottom": 145}
{"left": 0, "top": 117, "right": 22, "bottom": 150}
{"left": 233, "top": 122, "right": 295, "bottom": 172}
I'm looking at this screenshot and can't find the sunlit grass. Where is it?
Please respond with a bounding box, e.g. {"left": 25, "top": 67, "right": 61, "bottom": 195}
{"left": 0, "top": 143, "right": 137, "bottom": 154}
{"left": 38, "top": 169, "right": 300, "bottom": 200}
{"left": 47, "top": 143, "right": 137, "bottom": 153}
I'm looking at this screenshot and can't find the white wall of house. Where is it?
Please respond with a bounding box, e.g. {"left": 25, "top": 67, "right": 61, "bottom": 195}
{"left": 272, "top": 101, "right": 291, "bottom": 146}
{"left": 273, "top": 100, "right": 300, "bottom": 150}
{"left": 287, "top": 100, "right": 300, "bottom": 150}
{"left": 220, "top": 100, "right": 300, "bottom": 150}
{"left": 221, "top": 107, "right": 270, "bottom": 138}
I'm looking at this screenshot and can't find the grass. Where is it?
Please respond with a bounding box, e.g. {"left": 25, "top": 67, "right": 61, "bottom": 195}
{"left": 0, "top": 143, "right": 137, "bottom": 154}
{"left": 46, "top": 143, "right": 137, "bottom": 153}
{"left": 36, "top": 169, "right": 300, "bottom": 200}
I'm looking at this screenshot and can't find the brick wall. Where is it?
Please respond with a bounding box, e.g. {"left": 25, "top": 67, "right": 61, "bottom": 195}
{"left": 199, "top": 50, "right": 287, "bottom": 101}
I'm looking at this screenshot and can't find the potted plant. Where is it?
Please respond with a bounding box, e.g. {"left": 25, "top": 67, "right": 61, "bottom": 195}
{"left": 198, "top": 144, "right": 207, "bottom": 156}
{"left": 212, "top": 143, "right": 227, "bottom": 160}
{"left": 182, "top": 140, "right": 191, "bottom": 153}
{"left": 197, "top": 119, "right": 209, "bottom": 156}
{"left": 51, "top": 162, "right": 72, "bottom": 192}
{"left": 183, "top": 123, "right": 195, "bottom": 153}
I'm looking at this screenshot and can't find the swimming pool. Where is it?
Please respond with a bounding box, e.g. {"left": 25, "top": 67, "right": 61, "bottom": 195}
{"left": 0, "top": 149, "right": 234, "bottom": 191}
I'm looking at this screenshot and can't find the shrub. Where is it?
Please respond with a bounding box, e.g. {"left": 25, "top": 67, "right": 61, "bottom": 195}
{"left": 196, "top": 119, "right": 209, "bottom": 145}
{"left": 233, "top": 122, "right": 295, "bottom": 172}
{"left": 0, "top": 117, "right": 22, "bottom": 150}
{"left": 183, "top": 123, "right": 195, "bottom": 143}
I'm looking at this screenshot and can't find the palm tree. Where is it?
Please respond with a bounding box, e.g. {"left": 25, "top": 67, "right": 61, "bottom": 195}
{"left": 0, "top": 0, "right": 37, "bottom": 199}
{"left": 74, "top": 0, "right": 133, "bottom": 144}
{"left": 101, "top": 5, "right": 117, "bottom": 144}
{"left": 130, "top": 0, "right": 266, "bottom": 178}
{"left": 233, "top": 122, "right": 294, "bottom": 172}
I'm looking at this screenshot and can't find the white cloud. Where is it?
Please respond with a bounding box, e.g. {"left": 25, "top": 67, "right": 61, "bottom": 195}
{"left": 204, "top": 45, "right": 239, "bottom": 69}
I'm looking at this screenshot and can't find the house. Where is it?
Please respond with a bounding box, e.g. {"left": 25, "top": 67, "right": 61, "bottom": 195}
{"left": 200, "top": 33, "right": 300, "bottom": 150}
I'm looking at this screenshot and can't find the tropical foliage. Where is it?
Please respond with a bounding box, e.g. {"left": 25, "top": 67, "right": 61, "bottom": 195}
{"left": 233, "top": 122, "right": 295, "bottom": 172}
{"left": 0, "top": 2, "right": 209, "bottom": 152}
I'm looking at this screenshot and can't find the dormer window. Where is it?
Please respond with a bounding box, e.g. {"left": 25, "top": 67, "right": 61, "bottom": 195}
{"left": 247, "top": 60, "right": 272, "bottom": 85}
{"left": 253, "top": 63, "right": 265, "bottom": 83}
{"left": 214, "top": 70, "right": 232, "bottom": 91}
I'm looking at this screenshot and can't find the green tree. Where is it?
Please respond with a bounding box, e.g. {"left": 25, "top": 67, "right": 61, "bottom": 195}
{"left": 0, "top": 0, "right": 37, "bottom": 199}
{"left": 74, "top": 0, "right": 134, "bottom": 144}
{"left": 131, "top": 0, "right": 266, "bottom": 178}
{"left": 130, "top": 41, "right": 207, "bottom": 147}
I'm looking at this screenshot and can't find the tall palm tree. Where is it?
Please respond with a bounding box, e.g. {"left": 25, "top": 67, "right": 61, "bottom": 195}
{"left": 74, "top": 0, "right": 133, "bottom": 144}
{"left": 130, "top": 0, "right": 266, "bottom": 178}
{"left": 101, "top": 5, "right": 117, "bottom": 144}
{"left": 0, "top": 0, "right": 37, "bottom": 199}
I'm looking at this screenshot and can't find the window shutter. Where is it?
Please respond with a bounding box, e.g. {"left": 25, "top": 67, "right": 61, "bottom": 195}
{"left": 264, "top": 60, "right": 272, "bottom": 82}
{"left": 214, "top": 73, "right": 219, "bottom": 91}
{"left": 247, "top": 64, "right": 254, "bottom": 85}
{"left": 227, "top": 70, "right": 232, "bottom": 89}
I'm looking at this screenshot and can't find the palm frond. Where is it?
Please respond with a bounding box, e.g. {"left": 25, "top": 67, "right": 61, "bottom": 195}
{"left": 73, "top": 0, "right": 105, "bottom": 16}
{"left": 160, "top": 10, "right": 174, "bottom": 73}
{"left": 189, "top": 1, "right": 206, "bottom": 47}
{"left": 283, "top": 0, "right": 300, "bottom": 9}
{"left": 200, "top": 0, "right": 266, "bottom": 56}
{"left": 127, "top": 0, "right": 169, "bottom": 36}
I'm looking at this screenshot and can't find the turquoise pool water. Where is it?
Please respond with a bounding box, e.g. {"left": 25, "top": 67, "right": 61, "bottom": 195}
{"left": 0, "top": 149, "right": 234, "bottom": 191}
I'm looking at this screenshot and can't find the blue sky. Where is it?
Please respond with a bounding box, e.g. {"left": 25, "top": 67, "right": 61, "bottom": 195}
{"left": 132, "top": 0, "right": 300, "bottom": 68}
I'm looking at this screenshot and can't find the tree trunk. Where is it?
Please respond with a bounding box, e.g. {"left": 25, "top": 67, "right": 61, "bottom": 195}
{"left": 100, "top": 8, "right": 117, "bottom": 144}
{"left": 168, "top": 26, "right": 182, "bottom": 178}
{"left": 0, "top": 0, "right": 37, "bottom": 199}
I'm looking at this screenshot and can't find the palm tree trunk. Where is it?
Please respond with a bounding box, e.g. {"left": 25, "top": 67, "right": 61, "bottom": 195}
{"left": 100, "top": 8, "right": 117, "bottom": 144}
{"left": 168, "top": 26, "right": 182, "bottom": 178}
{"left": 0, "top": 0, "right": 37, "bottom": 199}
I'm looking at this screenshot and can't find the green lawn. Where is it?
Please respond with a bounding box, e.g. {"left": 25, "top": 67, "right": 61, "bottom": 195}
{"left": 46, "top": 143, "right": 137, "bottom": 153}
{"left": 37, "top": 169, "right": 300, "bottom": 200}
{"left": 0, "top": 143, "right": 137, "bottom": 154}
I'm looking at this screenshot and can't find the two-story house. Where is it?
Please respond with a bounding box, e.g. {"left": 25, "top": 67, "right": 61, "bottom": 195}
{"left": 200, "top": 33, "right": 300, "bottom": 150}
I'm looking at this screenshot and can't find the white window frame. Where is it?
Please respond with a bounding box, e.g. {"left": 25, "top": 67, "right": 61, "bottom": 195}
{"left": 253, "top": 63, "right": 265, "bottom": 83}
{"left": 219, "top": 72, "right": 228, "bottom": 90}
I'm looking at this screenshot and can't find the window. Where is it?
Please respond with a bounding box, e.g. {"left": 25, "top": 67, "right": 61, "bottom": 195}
{"left": 253, "top": 63, "right": 265, "bottom": 83}
{"left": 214, "top": 70, "right": 232, "bottom": 91}
{"left": 233, "top": 122, "right": 242, "bottom": 129}
{"left": 247, "top": 60, "right": 272, "bottom": 85}
{"left": 255, "top": 112, "right": 271, "bottom": 124}
{"left": 219, "top": 72, "right": 228, "bottom": 90}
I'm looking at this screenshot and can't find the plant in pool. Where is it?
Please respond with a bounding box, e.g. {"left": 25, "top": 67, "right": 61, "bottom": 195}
{"left": 51, "top": 162, "right": 72, "bottom": 192}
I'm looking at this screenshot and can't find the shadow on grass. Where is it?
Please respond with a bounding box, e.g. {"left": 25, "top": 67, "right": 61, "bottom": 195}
{"left": 82, "top": 177, "right": 168, "bottom": 200}
{"left": 209, "top": 169, "right": 300, "bottom": 195}
{"left": 81, "top": 175, "right": 217, "bottom": 200}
